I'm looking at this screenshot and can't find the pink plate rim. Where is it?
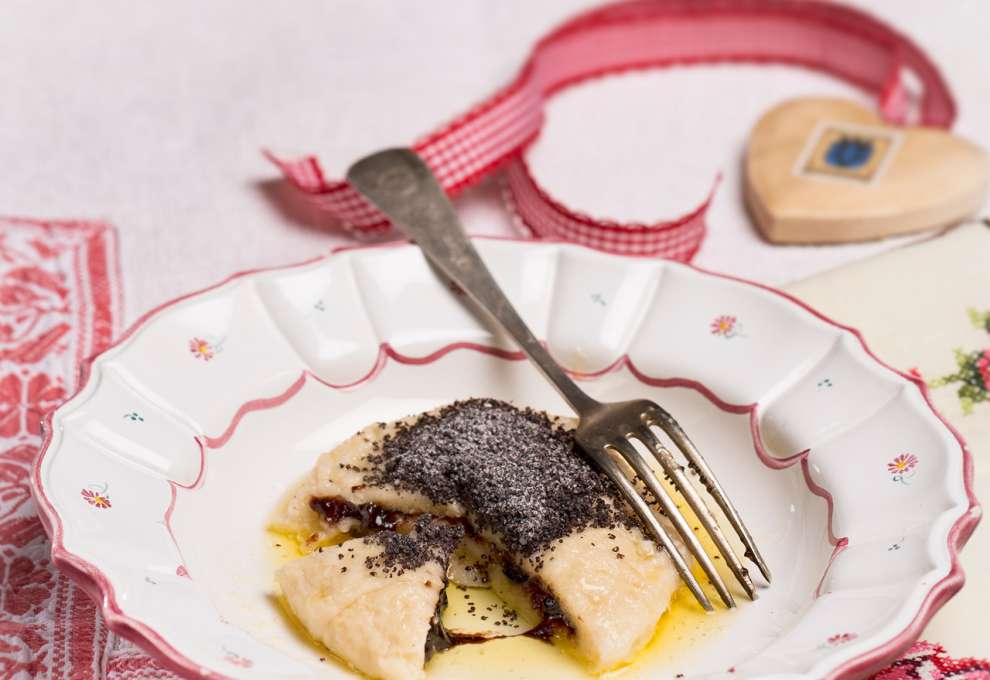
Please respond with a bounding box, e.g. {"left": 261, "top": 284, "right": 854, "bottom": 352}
{"left": 30, "top": 236, "right": 980, "bottom": 679}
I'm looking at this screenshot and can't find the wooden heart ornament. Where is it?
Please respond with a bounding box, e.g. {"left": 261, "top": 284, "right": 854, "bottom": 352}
{"left": 745, "top": 97, "right": 989, "bottom": 244}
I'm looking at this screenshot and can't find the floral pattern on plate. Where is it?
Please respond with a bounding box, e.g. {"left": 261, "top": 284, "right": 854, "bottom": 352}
{"left": 189, "top": 336, "right": 224, "bottom": 361}
{"left": 710, "top": 314, "right": 744, "bottom": 339}
{"left": 80, "top": 483, "right": 112, "bottom": 509}
{"left": 888, "top": 453, "right": 919, "bottom": 485}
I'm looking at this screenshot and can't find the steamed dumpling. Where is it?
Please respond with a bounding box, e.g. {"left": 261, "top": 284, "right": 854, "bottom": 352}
{"left": 277, "top": 518, "right": 462, "bottom": 680}
{"left": 273, "top": 399, "right": 682, "bottom": 674}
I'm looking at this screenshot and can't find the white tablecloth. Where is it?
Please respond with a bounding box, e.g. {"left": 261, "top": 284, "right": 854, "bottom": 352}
{"left": 1, "top": 0, "right": 987, "bottom": 322}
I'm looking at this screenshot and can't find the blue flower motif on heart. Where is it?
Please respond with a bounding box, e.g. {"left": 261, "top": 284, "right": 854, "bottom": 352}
{"left": 825, "top": 137, "right": 873, "bottom": 169}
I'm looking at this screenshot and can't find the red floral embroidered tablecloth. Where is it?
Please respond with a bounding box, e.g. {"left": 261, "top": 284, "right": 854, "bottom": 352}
{"left": 1, "top": 216, "right": 987, "bottom": 678}
{"left": 0, "top": 217, "right": 173, "bottom": 679}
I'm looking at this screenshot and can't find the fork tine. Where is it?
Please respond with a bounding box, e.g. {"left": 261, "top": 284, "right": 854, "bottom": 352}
{"left": 646, "top": 407, "right": 772, "bottom": 583}
{"left": 606, "top": 437, "right": 736, "bottom": 610}
{"left": 634, "top": 426, "right": 756, "bottom": 600}
{"left": 582, "top": 443, "right": 715, "bottom": 612}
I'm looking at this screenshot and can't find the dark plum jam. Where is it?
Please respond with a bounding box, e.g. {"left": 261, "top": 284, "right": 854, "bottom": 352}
{"left": 309, "top": 497, "right": 409, "bottom": 534}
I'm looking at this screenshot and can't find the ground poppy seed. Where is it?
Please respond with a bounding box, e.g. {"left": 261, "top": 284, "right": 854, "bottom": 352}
{"left": 363, "top": 399, "right": 631, "bottom": 559}
{"left": 361, "top": 516, "right": 463, "bottom": 577}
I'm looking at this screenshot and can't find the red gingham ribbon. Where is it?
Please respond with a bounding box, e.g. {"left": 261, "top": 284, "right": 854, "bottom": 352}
{"left": 266, "top": 0, "right": 956, "bottom": 261}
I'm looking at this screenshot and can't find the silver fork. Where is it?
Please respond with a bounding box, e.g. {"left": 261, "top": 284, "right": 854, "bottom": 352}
{"left": 347, "top": 148, "right": 771, "bottom": 610}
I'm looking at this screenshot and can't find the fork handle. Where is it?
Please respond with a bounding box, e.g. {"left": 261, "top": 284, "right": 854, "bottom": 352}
{"left": 348, "top": 148, "right": 598, "bottom": 415}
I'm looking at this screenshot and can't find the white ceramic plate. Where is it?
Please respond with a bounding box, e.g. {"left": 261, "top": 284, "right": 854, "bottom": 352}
{"left": 32, "top": 239, "right": 978, "bottom": 680}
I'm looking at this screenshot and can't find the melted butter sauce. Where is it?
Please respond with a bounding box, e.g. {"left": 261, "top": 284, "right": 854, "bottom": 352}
{"left": 427, "top": 578, "right": 725, "bottom": 680}
{"left": 267, "top": 518, "right": 736, "bottom": 679}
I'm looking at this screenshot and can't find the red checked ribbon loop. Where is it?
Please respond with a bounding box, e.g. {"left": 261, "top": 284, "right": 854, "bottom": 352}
{"left": 267, "top": 0, "right": 956, "bottom": 261}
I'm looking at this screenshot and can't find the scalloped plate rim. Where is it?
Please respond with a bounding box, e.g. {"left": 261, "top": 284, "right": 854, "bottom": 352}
{"left": 30, "top": 235, "right": 980, "bottom": 680}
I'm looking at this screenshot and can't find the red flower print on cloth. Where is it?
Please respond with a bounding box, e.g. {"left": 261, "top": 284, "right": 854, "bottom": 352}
{"left": 871, "top": 641, "right": 990, "bottom": 680}
{"left": 0, "top": 231, "right": 73, "bottom": 366}
{"left": 0, "top": 621, "right": 49, "bottom": 678}
{"left": 0, "top": 443, "right": 37, "bottom": 523}
{"left": 0, "top": 218, "right": 123, "bottom": 680}
{"left": 1, "top": 552, "right": 55, "bottom": 619}
{"left": 0, "top": 515, "right": 46, "bottom": 551}
{"left": 0, "top": 371, "right": 67, "bottom": 437}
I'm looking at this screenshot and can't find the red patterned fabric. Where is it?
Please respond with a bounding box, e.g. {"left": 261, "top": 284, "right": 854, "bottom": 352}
{"left": 0, "top": 218, "right": 155, "bottom": 679}
{"left": 267, "top": 0, "right": 956, "bottom": 260}
{"left": 872, "top": 642, "right": 990, "bottom": 680}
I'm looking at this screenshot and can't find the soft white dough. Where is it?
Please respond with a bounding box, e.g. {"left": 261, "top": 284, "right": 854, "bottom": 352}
{"left": 277, "top": 536, "right": 447, "bottom": 680}
{"left": 522, "top": 525, "right": 680, "bottom": 672}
